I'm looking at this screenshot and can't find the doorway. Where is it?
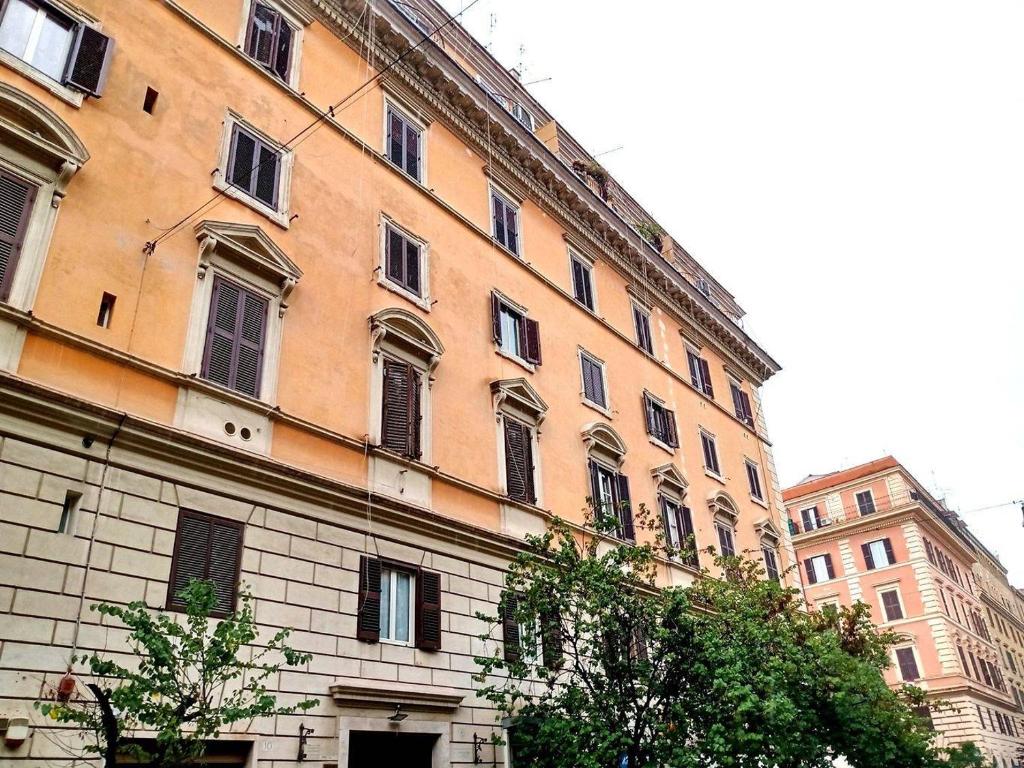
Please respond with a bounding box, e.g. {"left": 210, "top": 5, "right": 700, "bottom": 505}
{"left": 347, "top": 730, "right": 438, "bottom": 768}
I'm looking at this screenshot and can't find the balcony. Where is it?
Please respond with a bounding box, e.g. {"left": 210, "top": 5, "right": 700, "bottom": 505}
{"left": 789, "top": 490, "right": 920, "bottom": 536}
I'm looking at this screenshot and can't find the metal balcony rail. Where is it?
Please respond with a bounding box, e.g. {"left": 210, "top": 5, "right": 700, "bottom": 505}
{"left": 788, "top": 490, "right": 927, "bottom": 535}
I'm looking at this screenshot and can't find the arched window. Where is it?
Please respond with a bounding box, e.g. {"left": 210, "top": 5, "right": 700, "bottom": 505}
{"left": 582, "top": 423, "right": 633, "bottom": 541}
{"left": 709, "top": 492, "right": 740, "bottom": 557}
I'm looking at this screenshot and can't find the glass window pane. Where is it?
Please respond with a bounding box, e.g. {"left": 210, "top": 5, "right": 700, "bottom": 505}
{"left": 379, "top": 568, "right": 392, "bottom": 639}
{"left": 870, "top": 540, "right": 888, "bottom": 567}
{"left": 0, "top": 0, "right": 36, "bottom": 60}
{"left": 813, "top": 557, "right": 829, "bottom": 583}
{"left": 395, "top": 572, "right": 411, "bottom": 642}
{"left": 30, "top": 10, "right": 73, "bottom": 80}
{"left": 499, "top": 307, "right": 519, "bottom": 355}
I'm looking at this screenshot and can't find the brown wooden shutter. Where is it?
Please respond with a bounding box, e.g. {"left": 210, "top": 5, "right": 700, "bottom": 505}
{"left": 273, "top": 20, "right": 292, "bottom": 80}
{"left": 381, "top": 359, "right": 412, "bottom": 455}
{"left": 415, "top": 568, "right": 442, "bottom": 650}
{"left": 65, "top": 25, "right": 115, "bottom": 97}
{"left": 824, "top": 554, "right": 836, "bottom": 579}
{"left": 665, "top": 407, "right": 679, "bottom": 447}
{"left": 616, "top": 473, "right": 634, "bottom": 542}
{"left": 504, "top": 419, "right": 535, "bottom": 504}
{"left": 202, "top": 277, "right": 239, "bottom": 389}
{"left": 731, "top": 383, "right": 743, "bottom": 418}
{"left": 386, "top": 227, "right": 404, "bottom": 283}
{"left": 740, "top": 392, "right": 753, "bottom": 425}
{"left": 861, "top": 543, "right": 876, "bottom": 570}
{"left": 492, "top": 194, "right": 507, "bottom": 247}
{"left": 699, "top": 358, "right": 715, "bottom": 397}
{"left": 168, "top": 512, "right": 211, "bottom": 610}
{"left": 523, "top": 317, "right": 542, "bottom": 365}
{"left": 409, "top": 368, "right": 422, "bottom": 459}
{"left": 254, "top": 142, "right": 280, "bottom": 208}
{"left": 804, "top": 558, "right": 817, "bottom": 585}
{"left": 167, "top": 510, "right": 243, "bottom": 616}
{"left": 504, "top": 203, "right": 519, "bottom": 254}
{"left": 687, "top": 352, "right": 701, "bottom": 388}
{"left": 588, "top": 459, "right": 600, "bottom": 512}
{"left": 208, "top": 518, "right": 243, "bottom": 614}
{"left": 245, "top": 2, "right": 278, "bottom": 66}
{"left": 502, "top": 592, "right": 520, "bottom": 662}
{"left": 540, "top": 606, "right": 562, "bottom": 669}
{"left": 405, "top": 240, "right": 421, "bottom": 295}
{"left": 642, "top": 393, "right": 655, "bottom": 435}
{"left": 357, "top": 556, "right": 382, "bottom": 642}
{"left": 0, "top": 171, "right": 36, "bottom": 302}
{"left": 490, "top": 293, "right": 502, "bottom": 342}
{"left": 882, "top": 538, "right": 896, "bottom": 565}
{"left": 234, "top": 289, "right": 268, "bottom": 397}
{"left": 227, "top": 126, "right": 256, "bottom": 192}
{"left": 679, "top": 506, "right": 698, "bottom": 567}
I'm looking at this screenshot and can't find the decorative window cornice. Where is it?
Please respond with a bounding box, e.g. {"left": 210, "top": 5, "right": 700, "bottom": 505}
{"left": 651, "top": 463, "right": 688, "bottom": 495}
{"left": 491, "top": 377, "right": 547, "bottom": 425}
{"left": 581, "top": 422, "right": 626, "bottom": 465}
{"left": 369, "top": 307, "right": 444, "bottom": 379}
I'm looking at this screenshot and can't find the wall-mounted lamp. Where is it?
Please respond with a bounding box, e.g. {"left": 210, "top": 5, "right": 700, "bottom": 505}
{"left": 297, "top": 723, "right": 314, "bottom": 761}
{"left": 387, "top": 705, "right": 408, "bottom": 723}
{"left": 2, "top": 717, "right": 30, "bottom": 749}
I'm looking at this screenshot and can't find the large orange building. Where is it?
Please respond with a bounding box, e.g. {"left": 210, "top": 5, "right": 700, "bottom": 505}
{"left": 0, "top": 0, "right": 790, "bottom": 766}
{"left": 784, "top": 458, "right": 1024, "bottom": 766}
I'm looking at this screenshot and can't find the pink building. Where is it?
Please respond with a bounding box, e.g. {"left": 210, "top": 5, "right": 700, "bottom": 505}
{"left": 784, "top": 457, "right": 1024, "bottom": 766}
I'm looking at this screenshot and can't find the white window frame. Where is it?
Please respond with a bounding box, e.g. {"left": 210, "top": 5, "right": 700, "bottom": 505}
{"left": 799, "top": 505, "right": 823, "bottom": 532}
{"left": 877, "top": 585, "right": 906, "bottom": 623}
{"left": 815, "top": 595, "right": 840, "bottom": 611}
{"left": 236, "top": 0, "right": 310, "bottom": 90}
{"left": 377, "top": 213, "right": 430, "bottom": 310}
{"left": 567, "top": 247, "right": 596, "bottom": 313}
{"left": 809, "top": 555, "right": 832, "bottom": 584}
{"left": 867, "top": 538, "right": 893, "bottom": 569}
{"left": 382, "top": 94, "right": 428, "bottom": 184}
{"left": 578, "top": 348, "right": 611, "bottom": 416}
{"left": 745, "top": 458, "right": 765, "bottom": 504}
{"left": 700, "top": 428, "right": 722, "bottom": 480}
{"left": 489, "top": 183, "right": 522, "bottom": 257}
{"left": 379, "top": 565, "right": 415, "bottom": 646}
{"left": 492, "top": 290, "right": 536, "bottom": 372}
{"left": 631, "top": 299, "right": 654, "bottom": 356}
{"left": 212, "top": 110, "right": 294, "bottom": 228}
{"left": 854, "top": 488, "right": 876, "bottom": 515}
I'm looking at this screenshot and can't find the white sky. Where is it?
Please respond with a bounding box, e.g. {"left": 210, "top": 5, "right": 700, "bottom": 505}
{"left": 440, "top": 0, "right": 1024, "bottom": 584}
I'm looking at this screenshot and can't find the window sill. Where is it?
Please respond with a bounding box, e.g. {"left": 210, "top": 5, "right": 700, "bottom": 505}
{"left": 648, "top": 435, "right": 675, "bottom": 455}
{"left": 704, "top": 469, "right": 725, "bottom": 484}
{"left": 379, "top": 637, "right": 414, "bottom": 648}
{"left": 212, "top": 177, "right": 291, "bottom": 229}
{"left": 750, "top": 495, "right": 768, "bottom": 509}
{"left": 490, "top": 237, "right": 521, "bottom": 260}
{"left": 377, "top": 275, "right": 431, "bottom": 312}
{"left": 0, "top": 51, "right": 84, "bottom": 108}
{"left": 494, "top": 346, "right": 535, "bottom": 373}
{"left": 581, "top": 396, "right": 612, "bottom": 419}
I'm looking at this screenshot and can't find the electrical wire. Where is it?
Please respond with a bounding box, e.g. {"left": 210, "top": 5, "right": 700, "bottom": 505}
{"left": 143, "top": 0, "right": 488, "bottom": 253}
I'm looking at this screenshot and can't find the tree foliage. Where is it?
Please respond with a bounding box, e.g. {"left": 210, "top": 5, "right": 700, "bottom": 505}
{"left": 475, "top": 503, "right": 987, "bottom": 768}
{"left": 38, "top": 580, "right": 316, "bottom": 768}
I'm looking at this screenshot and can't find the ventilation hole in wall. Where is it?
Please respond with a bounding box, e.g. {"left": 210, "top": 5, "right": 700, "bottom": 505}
{"left": 224, "top": 422, "right": 236, "bottom": 436}
{"left": 96, "top": 292, "right": 116, "bottom": 328}
{"left": 58, "top": 491, "right": 82, "bottom": 535}
{"left": 239, "top": 427, "right": 252, "bottom": 441}
{"left": 143, "top": 87, "right": 158, "bottom": 114}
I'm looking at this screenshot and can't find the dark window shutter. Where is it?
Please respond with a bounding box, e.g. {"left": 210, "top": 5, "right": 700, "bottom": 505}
{"left": 388, "top": 111, "right": 404, "bottom": 168}
{"left": 504, "top": 202, "right": 519, "bottom": 254}
{"left": 665, "top": 407, "right": 678, "bottom": 447}
{"left": 228, "top": 127, "right": 256, "bottom": 192}
{"left": 804, "top": 558, "right": 817, "bottom": 585}
{"left": 254, "top": 142, "right": 280, "bottom": 207}
{"left": 862, "top": 543, "right": 876, "bottom": 570}
{"left": 167, "top": 510, "right": 243, "bottom": 616}
{"left": 0, "top": 171, "right": 36, "bottom": 302}
{"left": 588, "top": 459, "right": 600, "bottom": 512}
{"left": 273, "top": 19, "right": 292, "bottom": 80}
{"left": 687, "top": 352, "right": 701, "bottom": 388}
{"left": 234, "top": 289, "right": 268, "bottom": 397}
{"left": 679, "top": 506, "right": 698, "bottom": 567}
{"left": 410, "top": 368, "right": 422, "bottom": 459}
{"left": 357, "top": 556, "right": 382, "bottom": 642}
{"left": 540, "top": 607, "right": 562, "bottom": 669}
{"left": 616, "top": 473, "right": 634, "bottom": 542}
{"left": 492, "top": 194, "right": 506, "bottom": 247}
{"left": 824, "top": 554, "right": 836, "bottom": 580}
{"left": 386, "top": 227, "right": 404, "bottom": 283}
{"left": 502, "top": 592, "right": 520, "bottom": 662}
{"left": 201, "top": 277, "right": 266, "bottom": 397}
{"left": 491, "top": 293, "right": 502, "bottom": 342}
{"left": 882, "top": 591, "right": 903, "bottom": 621}
{"left": 405, "top": 241, "right": 421, "bottom": 295}
{"left": 504, "top": 419, "right": 535, "bottom": 504}
{"left": 581, "top": 357, "right": 595, "bottom": 402}
{"left": 740, "top": 391, "right": 753, "bottom": 426}
{"left": 523, "top": 317, "right": 542, "bottom": 365}
{"left": 404, "top": 122, "right": 420, "bottom": 180}
{"left": 699, "top": 358, "right": 715, "bottom": 397}
{"left": 381, "top": 359, "right": 414, "bottom": 456}
{"left": 731, "top": 383, "right": 743, "bottom": 418}
{"left": 168, "top": 512, "right": 211, "bottom": 609}
{"left": 642, "top": 393, "right": 655, "bottom": 435}
{"left": 571, "top": 258, "right": 586, "bottom": 303}
{"left": 65, "top": 25, "right": 115, "bottom": 97}
{"left": 634, "top": 307, "right": 653, "bottom": 354}
{"left": 208, "top": 519, "right": 243, "bottom": 613}
{"left": 415, "top": 568, "right": 442, "bottom": 650}
{"left": 246, "top": 3, "right": 279, "bottom": 66}
{"left": 883, "top": 538, "right": 896, "bottom": 565}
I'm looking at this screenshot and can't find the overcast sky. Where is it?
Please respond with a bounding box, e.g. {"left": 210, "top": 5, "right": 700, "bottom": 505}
{"left": 440, "top": 0, "right": 1024, "bottom": 583}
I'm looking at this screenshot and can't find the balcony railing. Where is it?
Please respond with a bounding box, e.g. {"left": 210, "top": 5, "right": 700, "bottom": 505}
{"left": 788, "top": 490, "right": 922, "bottom": 535}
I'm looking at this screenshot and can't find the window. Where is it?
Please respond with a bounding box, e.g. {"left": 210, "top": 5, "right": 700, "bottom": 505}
{"left": 386, "top": 103, "right": 422, "bottom": 181}
{"left": 716, "top": 523, "right": 736, "bottom": 557}
{"left": 491, "top": 293, "right": 541, "bottom": 366}
{"left": 503, "top": 417, "right": 536, "bottom": 504}
{"left": 662, "top": 496, "right": 697, "bottom": 568}
{"left": 382, "top": 221, "right": 424, "bottom": 299}
{"left": 924, "top": 538, "right": 935, "bottom": 564}
{"left": 862, "top": 538, "right": 895, "bottom": 570}
{"left": 762, "top": 546, "right": 780, "bottom": 582}
{"left": 800, "top": 506, "right": 824, "bottom": 532}
{"left": 356, "top": 556, "right": 441, "bottom": 649}
{"left": 570, "top": 253, "right": 594, "bottom": 310}
{"left": 643, "top": 392, "right": 678, "bottom": 448}
{"left": 895, "top": 647, "right": 920, "bottom": 681}
{"left": 200, "top": 276, "right": 269, "bottom": 398}
{"left": 501, "top": 593, "right": 561, "bottom": 668}
{"left": 745, "top": 460, "right": 763, "bottom": 501}
{"left": 695, "top": 276, "right": 711, "bottom": 298}
{"left": 0, "top": 0, "right": 113, "bottom": 95}
{"left": 579, "top": 351, "right": 607, "bottom": 410}
{"left": 57, "top": 490, "right": 81, "bottom": 534}
{"left": 589, "top": 459, "right": 633, "bottom": 541}
{"left": 0, "top": 168, "right": 36, "bottom": 303}
{"left": 687, "top": 350, "right": 714, "bottom": 398}
{"left": 167, "top": 510, "right": 244, "bottom": 615}
{"left": 380, "top": 358, "right": 422, "bottom": 459}
{"left": 491, "top": 189, "right": 520, "bottom": 255}
{"left": 958, "top": 646, "right": 971, "bottom": 677}
{"left": 804, "top": 554, "right": 835, "bottom": 584}
{"left": 880, "top": 589, "right": 904, "bottom": 622}
{"left": 632, "top": 302, "right": 653, "bottom": 355}
{"left": 700, "top": 430, "right": 721, "bottom": 476}
{"left": 730, "top": 380, "right": 754, "bottom": 427}
{"left": 244, "top": 1, "right": 295, "bottom": 81}
{"left": 227, "top": 123, "right": 281, "bottom": 210}
{"left": 855, "top": 489, "right": 876, "bottom": 515}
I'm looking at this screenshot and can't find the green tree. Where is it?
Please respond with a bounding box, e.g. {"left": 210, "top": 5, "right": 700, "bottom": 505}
{"left": 39, "top": 580, "right": 316, "bottom": 768}
{"left": 475, "top": 502, "right": 986, "bottom": 768}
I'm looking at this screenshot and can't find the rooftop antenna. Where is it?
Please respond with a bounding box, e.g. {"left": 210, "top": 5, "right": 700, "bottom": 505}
{"left": 524, "top": 76, "right": 551, "bottom": 87}
{"left": 486, "top": 12, "right": 497, "bottom": 50}
{"left": 593, "top": 145, "right": 624, "bottom": 159}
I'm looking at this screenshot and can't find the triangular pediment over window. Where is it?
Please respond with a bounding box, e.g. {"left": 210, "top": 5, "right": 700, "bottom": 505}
{"left": 651, "top": 463, "right": 688, "bottom": 494}
{"left": 755, "top": 518, "right": 781, "bottom": 544}
{"left": 491, "top": 377, "right": 547, "bottom": 420}
{"left": 194, "top": 220, "right": 302, "bottom": 291}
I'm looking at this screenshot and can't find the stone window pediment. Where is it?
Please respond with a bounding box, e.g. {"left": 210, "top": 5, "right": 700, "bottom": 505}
{"left": 755, "top": 518, "right": 781, "bottom": 545}
{"left": 709, "top": 491, "right": 740, "bottom": 523}
{"left": 371, "top": 307, "right": 444, "bottom": 377}
{"left": 582, "top": 421, "right": 626, "bottom": 468}
{"left": 651, "top": 463, "right": 687, "bottom": 496}
{"left": 0, "top": 83, "right": 89, "bottom": 174}
{"left": 491, "top": 377, "right": 547, "bottom": 425}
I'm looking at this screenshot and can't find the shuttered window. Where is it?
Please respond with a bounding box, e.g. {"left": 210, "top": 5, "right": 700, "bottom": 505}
{"left": 381, "top": 358, "right": 422, "bottom": 459}
{"left": 687, "top": 351, "right": 714, "bottom": 398}
{"left": 0, "top": 169, "right": 35, "bottom": 302}
{"left": 633, "top": 304, "right": 653, "bottom": 354}
{"left": 227, "top": 124, "right": 282, "bottom": 209}
{"left": 716, "top": 524, "right": 736, "bottom": 557}
{"left": 730, "top": 381, "right": 754, "bottom": 427}
{"left": 804, "top": 554, "right": 835, "bottom": 584}
{"left": 356, "top": 556, "right": 441, "bottom": 649}
{"left": 862, "top": 538, "right": 895, "bottom": 570}
{"left": 245, "top": 1, "right": 294, "bottom": 81}
{"left": 491, "top": 293, "right": 541, "bottom": 365}
{"left": 386, "top": 105, "right": 422, "bottom": 180}
{"left": 745, "top": 460, "right": 763, "bottom": 500}
{"left": 643, "top": 393, "right": 678, "bottom": 448}
{"left": 503, "top": 417, "right": 536, "bottom": 504}
{"left": 491, "top": 190, "right": 519, "bottom": 254}
{"left": 762, "top": 546, "right": 780, "bottom": 582}
{"left": 200, "top": 276, "right": 268, "bottom": 398}
{"left": 700, "top": 430, "right": 720, "bottom": 476}
{"left": 589, "top": 460, "right": 633, "bottom": 541}
{"left": 167, "top": 510, "right": 244, "bottom": 615}
{"left": 895, "top": 647, "right": 920, "bottom": 681}
{"left": 800, "top": 506, "right": 822, "bottom": 532}
{"left": 855, "top": 490, "right": 876, "bottom": 515}
{"left": 662, "top": 497, "right": 697, "bottom": 567}
{"left": 501, "top": 591, "right": 521, "bottom": 662}
{"left": 580, "top": 352, "right": 607, "bottom": 409}
{"left": 570, "top": 255, "right": 594, "bottom": 310}
{"left": 880, "top": 589, "right": 903, "bottom": 621}
{"left": 384, "top": 224, "right": 422, "bottom": 296}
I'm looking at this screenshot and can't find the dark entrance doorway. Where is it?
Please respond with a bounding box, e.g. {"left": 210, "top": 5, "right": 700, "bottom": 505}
{"left": 348, "top": 730, "right": 437, "bottom": 768}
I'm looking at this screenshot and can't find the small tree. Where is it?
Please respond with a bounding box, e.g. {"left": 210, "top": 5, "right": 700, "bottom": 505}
{"left": 39, "top": 580, "right": 316, "bottom": 768}
{"left": 475, "top": 504, "right": 987, "bottom": 768}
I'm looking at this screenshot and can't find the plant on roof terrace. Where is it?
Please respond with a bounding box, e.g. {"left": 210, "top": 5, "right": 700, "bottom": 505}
{"left": 633, "top": 221, "right": 664, "bottom": 252}
{"left": 572, "top": 159, "right": 613, "bottom": 202}
{"left": 474, "top": 501, "right": 987, "bottom": 768}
